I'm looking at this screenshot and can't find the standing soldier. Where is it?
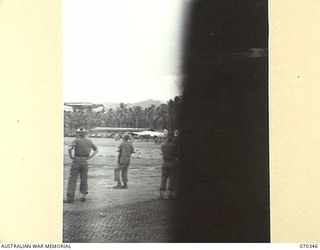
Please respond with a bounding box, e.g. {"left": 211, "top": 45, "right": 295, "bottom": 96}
{"left": 113, "top": 134, "right": 134, "bottom": 189}
{"left": 160, "top": 128, "right": 169, "bottom": 144}
{"left": 159, "top": 133, "right": 178, "bottom": 199}
{"left": 65, "top": 127, "right": 98, "bottom": 203}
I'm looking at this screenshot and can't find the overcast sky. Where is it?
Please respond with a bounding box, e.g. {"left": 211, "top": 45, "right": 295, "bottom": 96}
{"left": 63, "top": 0, "right": 190, "bottom": 103}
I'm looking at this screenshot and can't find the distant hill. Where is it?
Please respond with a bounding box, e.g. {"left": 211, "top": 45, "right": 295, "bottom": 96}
{"left": 128, "top": 99, "right": 162, "bottom": 108}
{"left": 102, "top": 99, "right": 162, "bottom": 110}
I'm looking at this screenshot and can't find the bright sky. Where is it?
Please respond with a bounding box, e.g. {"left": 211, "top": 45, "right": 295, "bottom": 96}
{"left": 63, "top": 0, "right": 190, "bottom": 103}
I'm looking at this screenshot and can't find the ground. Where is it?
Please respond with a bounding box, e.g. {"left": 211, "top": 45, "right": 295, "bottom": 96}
{"left": 63, "top": 137, "right": 175, "bottom": 243}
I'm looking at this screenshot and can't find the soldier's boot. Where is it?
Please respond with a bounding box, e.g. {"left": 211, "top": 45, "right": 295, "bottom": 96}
{"left": 113, "top": 181, "right": 122, "bottom": 189}
{"left": 80, "top": 193, "right": 87, "bottom": 202}
{"left": 64, "top": 194, "right": 75, "bottom": 203}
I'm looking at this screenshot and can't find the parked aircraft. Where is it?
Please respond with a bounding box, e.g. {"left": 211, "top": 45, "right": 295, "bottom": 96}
{"left": 130, "top": 131, "right": 164, "bottom": 138}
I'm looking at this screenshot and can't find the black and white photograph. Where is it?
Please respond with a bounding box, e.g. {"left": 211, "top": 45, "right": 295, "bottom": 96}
{"left": 4, "top": 0, "right": 320, "bottom": 245}
{"left": 62, "top": 0, "right": 269, "bottom": 243}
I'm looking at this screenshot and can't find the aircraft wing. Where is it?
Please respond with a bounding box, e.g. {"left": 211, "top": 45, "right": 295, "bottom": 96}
{"left": 132, "top": 131, "right": 164, "bottom": 137}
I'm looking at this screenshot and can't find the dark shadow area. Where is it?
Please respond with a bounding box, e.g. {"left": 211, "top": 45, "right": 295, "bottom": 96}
{"left": 174, "top": 0, "right": 269, "bottom": 242}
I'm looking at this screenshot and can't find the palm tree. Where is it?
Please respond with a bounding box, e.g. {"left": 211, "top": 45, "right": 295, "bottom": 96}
{"left": 116, "top": 103, "right": 128, "bottom": 127}
{"left": 132, "top": 106, "right": 143, "bottom": 128}
{"left": 146, "top": 104, "right": 156, "bottom": 129}
{"left": 103, "top": 108, "right": 113, "bottom": 126}
{"left": 63, "top": 96, "right": 183, "bottom": 134}
{"left": 167, "top": 99, "right": 176, "bottom": 131}
{"left": 154, "top": 104, "right": 168, "bottom": 130}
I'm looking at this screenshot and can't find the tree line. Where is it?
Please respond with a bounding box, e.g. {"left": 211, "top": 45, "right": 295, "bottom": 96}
{"left": 64, "top": 96, "right": 182, "bottom": 135}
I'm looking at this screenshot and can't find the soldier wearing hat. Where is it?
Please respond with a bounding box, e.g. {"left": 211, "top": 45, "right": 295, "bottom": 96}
{"left": 65, "top": 127, "right": 98, "bottom": 203}
{"left": 113, "top": 133, "right": 134, "bottom": 189}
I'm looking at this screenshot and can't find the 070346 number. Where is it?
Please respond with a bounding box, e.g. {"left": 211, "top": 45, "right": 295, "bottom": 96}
{"left": 300, "top": 244, "right": 319, "bottom": 248}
